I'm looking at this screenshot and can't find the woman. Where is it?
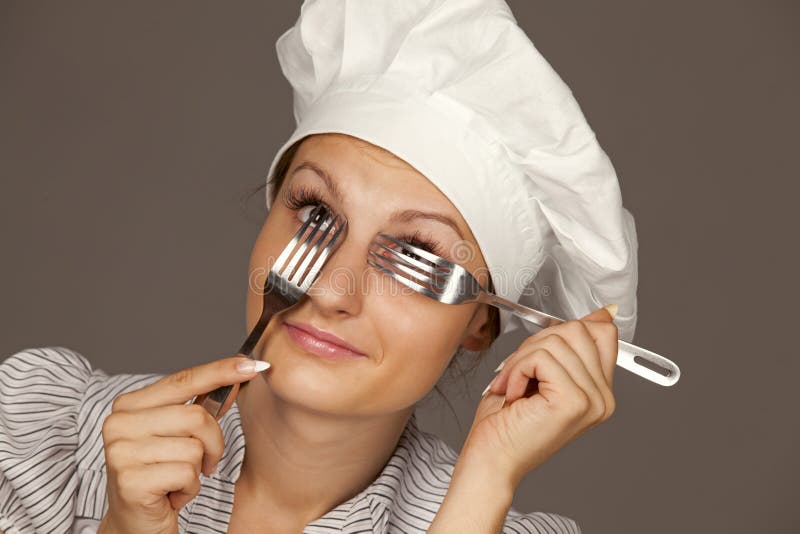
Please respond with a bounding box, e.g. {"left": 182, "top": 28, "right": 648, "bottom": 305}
{"left": 0, "top": 1, "right": 638, "bottom": 533}
{"left": 0, "top": 133, "right": 617, "bottom": 534}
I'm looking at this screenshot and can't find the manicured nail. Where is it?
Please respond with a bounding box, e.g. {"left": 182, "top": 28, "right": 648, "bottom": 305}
{"left": 603, "top": 303, "right": 618, "bottom": 320}
{"left": 493, "top": 360, "right": 505, "bottom": 373}
{"left": 481, "top": 374, "right": 498, "bottom": 398}
{"left": 237, "top": 359, "right": 270, "bottom": 374}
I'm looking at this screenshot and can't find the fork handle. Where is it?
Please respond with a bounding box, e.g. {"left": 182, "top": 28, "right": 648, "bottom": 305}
{"left": 191, "top": 384, "right": 234, "bottom": 420}
{"left": 190, "top": 335, "right": 263, "bottom": 420}
{"left": 478, "top": 293, "right": 681, "bottom": 387}
{"left": 192, "top": 279, "right": 300, "bottom": 419}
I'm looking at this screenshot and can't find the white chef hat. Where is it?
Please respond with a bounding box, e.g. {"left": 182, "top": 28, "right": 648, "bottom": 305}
{"left": 265, "top": 0, "right": 640, "bottom": 343}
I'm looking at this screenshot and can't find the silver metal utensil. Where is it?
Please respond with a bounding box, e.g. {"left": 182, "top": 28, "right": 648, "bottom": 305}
{"left": 367, "top": 232, "right": 680, "bottom": 386}
{"left": 192, "top": 205, "right": 347, "bottom": 418}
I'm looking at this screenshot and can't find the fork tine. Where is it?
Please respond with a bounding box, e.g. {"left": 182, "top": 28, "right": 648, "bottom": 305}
{"left": 282, "top": 215, "right": 327, "bottom": 281}
{"left": 367, "top": 249, "right": 447, "bottom": 290}
{"left": 375, "top": 233, "right": 452, "bottom": 269}
{"left": 292, "top": 212, "right": 346, "bottom": 289}
{"left": 286, "top": 208, "right": 333, "bottom": 279}
{"left": 272, "top": 204, "right": 325, "bottom": 274}
{"left": 371, "top": 240, "right": 449, "bottom": 279}
{"left": 298, "top": 213, "right": 348, "bottom": 291}
{"left": 366, "top": 257, "right": 443, "bottom": 300}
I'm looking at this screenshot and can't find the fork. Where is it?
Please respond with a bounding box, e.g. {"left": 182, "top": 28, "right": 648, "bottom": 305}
{"left": 192, "top": 205, "right": 348, "bottom": 419}
{"left": 367, "top": 232, "right": 680, "bottom": 387}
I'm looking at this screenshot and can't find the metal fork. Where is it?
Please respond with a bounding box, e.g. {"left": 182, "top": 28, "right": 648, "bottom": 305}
{"left": 367, "top": 232, "right": 680, "bottom": 387}
{"left": 192, "top": 205, "right": 348, "bottom": 418}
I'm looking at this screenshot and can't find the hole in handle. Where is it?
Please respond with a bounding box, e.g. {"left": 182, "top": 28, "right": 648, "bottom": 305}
{"left": 633, "top": 355, "right": 674, "bottom": 377}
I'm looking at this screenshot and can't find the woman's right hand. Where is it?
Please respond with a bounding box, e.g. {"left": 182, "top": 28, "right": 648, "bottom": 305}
{"left": 97, "top": 356, "right": 270, "bottom": 534}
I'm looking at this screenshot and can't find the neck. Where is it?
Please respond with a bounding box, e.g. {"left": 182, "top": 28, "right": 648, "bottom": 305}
{"left": 234, "top": 380, "right": 413, "bottom": 525}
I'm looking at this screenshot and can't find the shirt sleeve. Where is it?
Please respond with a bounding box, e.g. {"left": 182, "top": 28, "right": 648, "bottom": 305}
{"left": 503, "top": 505, "right": 582, "bottom": 534}
{"left": 0, "top": 347, "right": 102, "bottom": 534}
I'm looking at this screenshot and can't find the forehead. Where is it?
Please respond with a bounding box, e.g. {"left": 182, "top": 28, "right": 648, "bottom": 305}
{"left": 289, "top": 133, "right": 490, "bottom": 279}
{"left": 293, "top": 134, "right": 469, "bottom": 222}
{"left": 294, "top": 133, "right": 435, "bottom": 191}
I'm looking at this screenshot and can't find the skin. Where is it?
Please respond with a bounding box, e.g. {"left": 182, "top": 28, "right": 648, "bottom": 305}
{"left": 94, "top": 132, "right": 620, "bottom": 534}
{"left": 428, "top": 306, "right": 618, "bottom": 533}
{"left": 229, "top": 133, "right": 495, "bottom": 530}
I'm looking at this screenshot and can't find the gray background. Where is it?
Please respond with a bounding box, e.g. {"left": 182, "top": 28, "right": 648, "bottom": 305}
{"left": 1, "top": 1, "right": 797, "bottom": 532}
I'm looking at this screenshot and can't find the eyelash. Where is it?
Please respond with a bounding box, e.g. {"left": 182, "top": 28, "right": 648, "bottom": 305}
{"left": 283, "top": 185, "right": 445, "bottom": 257}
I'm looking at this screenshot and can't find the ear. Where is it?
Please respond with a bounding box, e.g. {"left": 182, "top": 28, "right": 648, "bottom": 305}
{"left": 460, "top": 304, "right": 493, "bottom": 352}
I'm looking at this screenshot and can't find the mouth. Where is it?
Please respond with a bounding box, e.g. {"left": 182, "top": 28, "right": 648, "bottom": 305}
{"left": 283, "top": 320, "right": 367, "bottom": 360}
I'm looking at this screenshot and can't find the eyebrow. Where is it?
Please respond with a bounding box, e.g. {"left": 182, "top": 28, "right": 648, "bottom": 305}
{"left": 291, "top": 161, "right": 466, "bottom": 239}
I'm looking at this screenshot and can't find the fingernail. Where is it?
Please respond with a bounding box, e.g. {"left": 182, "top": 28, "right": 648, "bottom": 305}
{"left": 237, "top": 359, "right": 270, "bottom": 374}
{"left": 481, "top": 375, "right": 497, "bottom": 398}
{"left": 493, "top": 360, "right": 505, "bottom": 373}
{"left": 603, "top": 303, "right": 618, "bottom": 320}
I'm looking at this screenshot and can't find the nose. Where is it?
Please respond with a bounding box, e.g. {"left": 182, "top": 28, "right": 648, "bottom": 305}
{"left": 305, "top": 226, "right": 371, "bottom": 318}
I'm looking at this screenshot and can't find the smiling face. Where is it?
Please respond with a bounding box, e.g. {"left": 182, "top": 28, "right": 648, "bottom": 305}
{"left": 244, "top": 133, "right": 495, "bottom": 415}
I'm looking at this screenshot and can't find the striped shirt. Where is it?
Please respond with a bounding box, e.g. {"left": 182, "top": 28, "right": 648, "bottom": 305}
{"left": 0, "top": 347, "right": 580, "bottom": 534}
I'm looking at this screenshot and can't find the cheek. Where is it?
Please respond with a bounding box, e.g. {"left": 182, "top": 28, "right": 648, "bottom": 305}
{"left": 362, "top": 298, "right": 469, "bottom": 405}
{"left": 246, "top": 212, "right": 294, "bottom": 325}
{"left": 253, "top": 209, "right": 296, "bottom": 260}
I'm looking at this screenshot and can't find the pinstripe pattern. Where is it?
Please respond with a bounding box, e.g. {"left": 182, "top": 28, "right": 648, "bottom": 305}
{"left": 0, "top": 347, "right": 580, "bottom": 533}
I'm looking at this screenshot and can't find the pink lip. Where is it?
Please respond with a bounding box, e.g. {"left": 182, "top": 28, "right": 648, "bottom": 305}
{"left": 283, "top": 320, "right": 367, "bottom": 359}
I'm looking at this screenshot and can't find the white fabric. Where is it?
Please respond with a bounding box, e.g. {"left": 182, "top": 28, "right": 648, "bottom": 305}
{"left": 265, "top": 0, "right": 639, "bottom": 342}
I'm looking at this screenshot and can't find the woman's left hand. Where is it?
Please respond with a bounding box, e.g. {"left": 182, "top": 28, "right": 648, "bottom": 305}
{"left": 460, "top": 305, "right": 619, "bottom": 489}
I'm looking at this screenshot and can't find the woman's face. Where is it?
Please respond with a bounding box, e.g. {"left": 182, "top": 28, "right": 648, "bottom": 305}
{"left": 245, "top": 133, "right": 493, "bottom": 415}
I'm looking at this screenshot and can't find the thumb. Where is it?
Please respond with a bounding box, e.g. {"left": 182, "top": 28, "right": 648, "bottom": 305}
{"left": 580, "top": 303, "right": 618, "bottom": 322}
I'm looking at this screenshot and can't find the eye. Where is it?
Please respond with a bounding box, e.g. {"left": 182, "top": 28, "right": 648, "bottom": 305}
{"left": 284, "top": 186, "right": 444, "bottom": 259}
{"left": 283, "top": 185, "right": 338, "bottom": 230}
{"left": 394, "top": 230, "right": 444, "bottom": 260}
{"left": 297, "top": 205, "right": 317, "bottom": 224}
{"left": 284, "top": 184, "right": 329, "bottom": 212}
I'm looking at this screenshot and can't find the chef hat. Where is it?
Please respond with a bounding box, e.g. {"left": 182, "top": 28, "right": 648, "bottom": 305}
{"left": 265, "top": 0, "right": 640, "bottom": 343}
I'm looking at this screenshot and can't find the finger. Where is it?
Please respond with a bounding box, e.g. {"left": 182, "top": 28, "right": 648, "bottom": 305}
{"left": 112, "top": 356, "right": 269, "bottom": 411}
{"left": 105, "top": 436, "right": 211, "bottom": 476}
{"left": 580, "top": 305, "right": 616, "bottom": 323}
{"left": 115, "top": 462, "right": 201, "bottom": 510}
{"left": 488, "top": 305, "right": 614, "bottom": 393}
{"left": 504, "top": 348, "right": 585, "bottom": 406}
{"left": 491, "top": 322, "right": 600, "bottom": 395}
{"left": 503, "top": 335, "right": 604, "bottom": 412}
{"left": 543, "top": 321, "right": 611, "bottom": 405}
{"left": 579, "top": 320, "right": 620, "bottom": 389}
{"left": 103, "top": 404, "right": 225, "bottom": 475}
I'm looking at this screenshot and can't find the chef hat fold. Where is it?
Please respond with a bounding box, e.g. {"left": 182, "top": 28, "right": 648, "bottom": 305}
{"left": 265, "top": 0, "right": 640, "bottom": 343}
